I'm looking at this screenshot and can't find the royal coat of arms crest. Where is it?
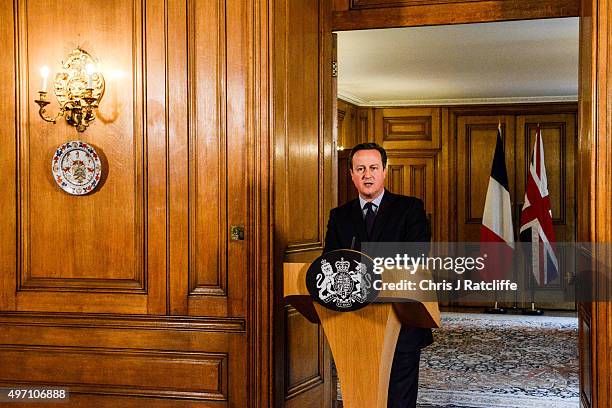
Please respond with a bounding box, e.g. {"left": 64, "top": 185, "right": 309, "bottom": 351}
{"left": 307, "top": 250, "right": 378, "bottom": 311}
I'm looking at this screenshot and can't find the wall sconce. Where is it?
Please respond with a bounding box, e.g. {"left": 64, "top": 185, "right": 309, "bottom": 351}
{"left": 34, "top": 48, "right": 105, "bottom": 132}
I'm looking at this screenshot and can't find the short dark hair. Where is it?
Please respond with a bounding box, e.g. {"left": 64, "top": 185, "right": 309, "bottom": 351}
{"left": 348, "top": 143, "right": 387, "bottom": 170}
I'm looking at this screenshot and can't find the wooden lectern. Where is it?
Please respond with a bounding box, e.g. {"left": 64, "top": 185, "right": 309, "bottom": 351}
{"left": 284, "top": 263, "right": 440, "bottom": 408}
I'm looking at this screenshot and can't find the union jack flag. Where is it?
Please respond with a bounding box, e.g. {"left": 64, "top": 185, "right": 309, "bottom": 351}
{"left": 519, "top": 125, "right": 559, "bottom": 285}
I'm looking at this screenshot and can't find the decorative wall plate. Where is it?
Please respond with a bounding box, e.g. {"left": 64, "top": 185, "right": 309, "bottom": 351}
{"left": 51, "top": 140, "right": 102, "bottom": 195}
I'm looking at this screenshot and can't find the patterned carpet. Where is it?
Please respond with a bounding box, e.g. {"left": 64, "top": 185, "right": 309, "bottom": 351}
{"left": 417, "top": 312, "right": 579, "bottom": 408}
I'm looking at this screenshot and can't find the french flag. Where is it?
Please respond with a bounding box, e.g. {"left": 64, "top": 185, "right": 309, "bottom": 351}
{"left": 480, "top": 124, "right": 515, "bottom": 281}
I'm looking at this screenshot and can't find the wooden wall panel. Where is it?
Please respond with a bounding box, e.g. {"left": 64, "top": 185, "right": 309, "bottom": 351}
{"left": 450, "top": 105, "right": 578, "bottom": 237}
{"left": 1, "top": 0, "right": 272, "bottom": 406}
{"left": 336, "top": 104, "right": 453, "bottom": 241}
{"left": 337, "top": 149, "right": 358, "bottom": 206}
{"left": 387, "top": 164, "right": 404, "bottom": 194}
{"left": 285, "top": 306, "right": 324, "bottom": 396}
{"left": 166, "top": 0, "right": 257, "bottom": 400}
{"left": 337, "top": 99, "right": 358, "bottom": 149}
{"left": 456, "top": 115, "right": 516, "bottom": 242}
{"left": 385, "top": 155, "right": 435, "bottom": 221}
{"left": 24, "top": 1, "right": 140, "bottom": 284}
{"left": 336, "top": 104, "right": 577, "bottom": 311}
{"left": 221, "top": 0, "right": 249, "bottom": 318}
{"left": 8, "top": 0, "right": 166, "bottom": 314}
{"left": 189, "top": 0, "right": 227, "bottom": 299}
{"left": 371, "top": 107, "right": 444, "bottom": 239}
{"left": 274, "top": 0, "right": 333, "bottom": 407}
{"left": 0, "top": 313, "right": 246, "bottom": 404}
{"left": 357, "top": 107, "right": 374, "bottom": 143}
{"left": 285, "top": 0, "right": 324, "bottom": 248}
{"left": 448, "top": 105, "right": 576, "bottom": 309}
{"left": 516, "top": 115, "right": 576, "bottom": 242}
{"left": 174, "top": 0, "right": 249, "bottom": 318}
{"left": 385, "top": 117, "right": 431, "bottom": 142}
{"left": 0, "top": 1, "right": 17, "bottom": 311}
{"left": 374, "top": 107, "right": 441, "bottom": 150}
{"left": 144, "top": 0, "right": 171, "bottom": 316}
{"left": 0, "top": 347, "right": 227, "bottom": 398}
{"left": 336, "top": 99, "right": 359, "bottom": 206}
{"left": 410, "top": 164, "right": 427, "bottom": 202}
{"left": 335, "top": 101, "right": 374, "bottom": 153}
{"left": 515, "top": 114, "right": 575, "bottom": 307}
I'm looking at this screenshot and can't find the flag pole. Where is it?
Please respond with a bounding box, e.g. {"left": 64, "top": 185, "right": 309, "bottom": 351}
{"left": 485, "top": 291, "right": 506, "bottom": 314}
{"left": 508, "top": 200, "right": 523, "bottom": 313}
{"left": 484, "top": 121, "right": 508, "bottom": 315}
{"left": 522, "top": 279, "right": 543, "bottom": 315}
{"left": 523, "top": 233, "right": 543, "bottom": 315}
{"left": 520, "top": 123, "right": 547, "bottom": 316}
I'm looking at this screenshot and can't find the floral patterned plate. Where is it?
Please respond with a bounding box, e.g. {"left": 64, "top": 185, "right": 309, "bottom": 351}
{"left": 51, "top": 140, "right": 102, "bottom": 195}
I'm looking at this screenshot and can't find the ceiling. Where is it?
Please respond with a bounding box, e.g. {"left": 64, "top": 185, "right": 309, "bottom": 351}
{"left": 336, "top": 18, "right": 579, "bottom": 106}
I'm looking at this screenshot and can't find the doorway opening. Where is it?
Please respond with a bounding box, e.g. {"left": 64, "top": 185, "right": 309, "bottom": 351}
{"left": 334, "top": 17, "right": 580, "bottom": 408}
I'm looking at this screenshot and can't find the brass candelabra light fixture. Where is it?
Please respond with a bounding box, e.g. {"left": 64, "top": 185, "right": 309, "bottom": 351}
{"left": 34, "top": 48, "right": 105, "bottom": 132}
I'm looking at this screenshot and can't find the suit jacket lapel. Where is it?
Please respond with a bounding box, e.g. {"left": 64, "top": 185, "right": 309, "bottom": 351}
{"left": 350, "top": 200, "right": 368, "bottom": 246}
{"left": 370, "top": 190, "right": 395, "bottom": 242}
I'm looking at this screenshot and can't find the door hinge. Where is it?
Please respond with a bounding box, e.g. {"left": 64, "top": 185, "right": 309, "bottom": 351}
{"left": 332, "top": 61, "right": 338, "bottom": 78}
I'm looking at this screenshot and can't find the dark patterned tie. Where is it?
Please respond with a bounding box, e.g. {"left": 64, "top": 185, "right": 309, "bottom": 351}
{"left": 364, "top": 202, "right": 376, "bottom": 239}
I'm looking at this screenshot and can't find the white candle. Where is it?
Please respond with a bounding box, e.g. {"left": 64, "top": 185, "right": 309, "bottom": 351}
{"left": 86, "top": 63, "right": 94, "bottom": 88}
{"left": 40, "top": 66, "right": 49, "bottom": 92}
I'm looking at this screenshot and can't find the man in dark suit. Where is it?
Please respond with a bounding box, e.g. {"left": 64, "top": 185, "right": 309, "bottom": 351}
{"left": 323, "top": 142, "right": 433, "bottom": 408}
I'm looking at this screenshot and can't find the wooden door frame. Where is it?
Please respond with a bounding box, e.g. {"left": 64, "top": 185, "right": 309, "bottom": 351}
{"left": 332, "top": 0, "right": 580, "bottom": 31}
{"left": 326, "top": 1, "right": 612, "bottom": 407}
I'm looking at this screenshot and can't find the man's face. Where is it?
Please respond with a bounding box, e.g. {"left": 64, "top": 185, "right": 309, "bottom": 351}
{"left": 350, "top": 149, "right": 387, "bottom": 200}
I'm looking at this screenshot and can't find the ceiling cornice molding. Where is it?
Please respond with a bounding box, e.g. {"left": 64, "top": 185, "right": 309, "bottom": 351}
{"left": 337, "top": 90, "right": 369, "bottom": 105}
{"left": 337, "top": 94, "right": 578, "bottom": 107}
